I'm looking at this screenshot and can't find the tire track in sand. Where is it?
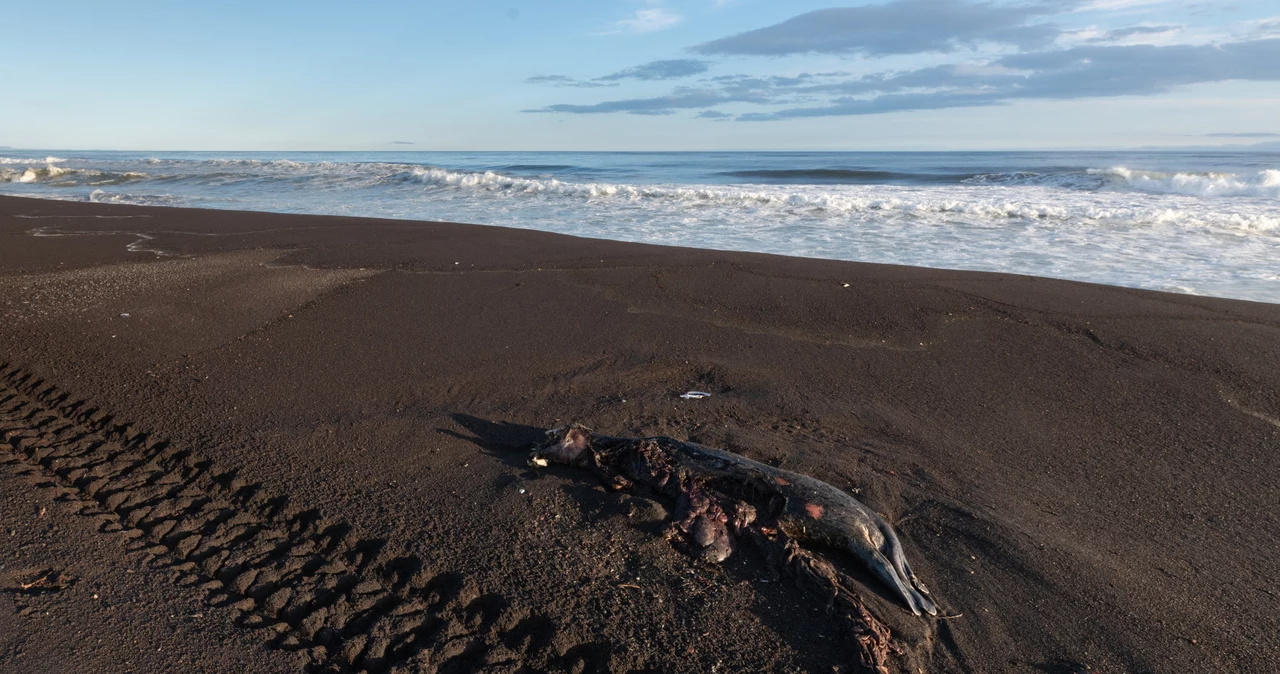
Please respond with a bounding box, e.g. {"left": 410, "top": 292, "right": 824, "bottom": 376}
{"left": 0, "top": 362, "right": 612, "bottom": 674}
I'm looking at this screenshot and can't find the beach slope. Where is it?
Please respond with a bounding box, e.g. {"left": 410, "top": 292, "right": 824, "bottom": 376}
{"left": 1, "top": 195, "right": 1277, "bottom": 673}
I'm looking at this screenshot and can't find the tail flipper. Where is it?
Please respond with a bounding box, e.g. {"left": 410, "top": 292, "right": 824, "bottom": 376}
{"left": 880, "top": 523, "right": 938, "bottom": 616}
{"left": 869, "top": 549, "right": 928, "bottom": 616}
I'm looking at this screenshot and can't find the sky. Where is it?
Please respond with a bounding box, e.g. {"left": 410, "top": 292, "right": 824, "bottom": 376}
{"left": 2, "top": 0, "right": 1278, "bottom": 151}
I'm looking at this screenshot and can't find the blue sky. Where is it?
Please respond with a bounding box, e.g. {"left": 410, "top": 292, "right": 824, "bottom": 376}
{"left": 2, "top": 0, "right": 1278, "bottom": 150}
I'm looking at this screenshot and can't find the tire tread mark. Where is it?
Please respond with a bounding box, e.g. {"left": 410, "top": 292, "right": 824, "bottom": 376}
{"left": 0, "top": 361, "right": 612, "bottom": 674}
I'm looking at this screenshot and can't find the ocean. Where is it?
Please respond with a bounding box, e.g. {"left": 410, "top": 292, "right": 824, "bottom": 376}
{"left": 3, "top": 150, "right": 1278, "bottom": 304}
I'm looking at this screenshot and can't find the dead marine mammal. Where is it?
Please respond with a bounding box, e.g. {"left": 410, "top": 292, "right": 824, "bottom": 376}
{"left": 530, "top": 425, "right": 936, "bottom": 618}
{"left": 530, "top": 426, "right": 940, "bottom": 672}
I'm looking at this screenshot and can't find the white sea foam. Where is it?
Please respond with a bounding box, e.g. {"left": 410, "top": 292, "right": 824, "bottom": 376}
{"left": 2, "top": 165, "right": 149, "bottom": 186}
{"left": 383, "top": 166, "right": 1279, "bottom": 235}
{"left": 0, "top": 156, "right": 65, "bottom": 165}
{"left": 87, "top": 188, "right": 185, "bottom": 207}
{"left": 7, "top": 164, "right": 74, "bottom": 183}
{"left": 1093, "top": 167, "right": 1280, "bottom": 198}
{"left": 4, "top": 153, "right": 1279, "bottom": 303}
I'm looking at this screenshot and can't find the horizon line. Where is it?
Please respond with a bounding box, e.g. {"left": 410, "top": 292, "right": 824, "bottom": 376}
{"left": 5, "top": 144, "right": 1279, "bottom": 154}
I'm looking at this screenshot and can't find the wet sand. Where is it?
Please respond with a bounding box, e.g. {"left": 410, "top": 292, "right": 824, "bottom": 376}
{"left": 1, "top": 194, "right": 1277, "bottom": 673}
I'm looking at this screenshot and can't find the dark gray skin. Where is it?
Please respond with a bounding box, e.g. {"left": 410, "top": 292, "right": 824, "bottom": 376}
{"left": 531, "top": 426, "right": 937, "bottom": 617}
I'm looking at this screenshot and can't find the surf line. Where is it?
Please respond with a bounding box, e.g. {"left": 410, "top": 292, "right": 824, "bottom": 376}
{"left": 26, "top": 227, "right": 174, "bottom": 257}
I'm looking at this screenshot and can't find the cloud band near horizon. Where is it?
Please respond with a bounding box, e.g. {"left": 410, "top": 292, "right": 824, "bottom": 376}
{"left": 524, "top": 0, "right": 1280, "bottom": 122}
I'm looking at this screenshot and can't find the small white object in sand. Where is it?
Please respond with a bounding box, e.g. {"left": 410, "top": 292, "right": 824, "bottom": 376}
{"left": 680, "top": 391, "right": 712, "bottom": 400}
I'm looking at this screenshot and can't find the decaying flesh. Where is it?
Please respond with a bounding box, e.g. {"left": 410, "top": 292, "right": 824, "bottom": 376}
{"left": 529, "top": 425, "right": 938, "bottom": 673}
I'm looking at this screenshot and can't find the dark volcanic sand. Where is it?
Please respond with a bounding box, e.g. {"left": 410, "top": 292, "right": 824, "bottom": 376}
{"left": 0, "top": 194, "right": 1277, "bottom": 674}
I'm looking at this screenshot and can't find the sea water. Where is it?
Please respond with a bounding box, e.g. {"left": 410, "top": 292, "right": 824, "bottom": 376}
{"left": 2, "top": 150, "right": 1278, "bottom": 304}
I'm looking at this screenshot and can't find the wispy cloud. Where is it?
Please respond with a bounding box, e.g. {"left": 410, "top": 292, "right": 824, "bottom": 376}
{"left": 1075, "top": 0, "right": 1173, "bottom": 11}
{"left": 526, "top": 89, "right": 734, "bottom": 116}
{"left": 597, "top": 59, "right": 711, "bottom": 81}
{"left": 1242, "top": 17, "right": 1280, "bottom": 39}
{"left": 1084, "top": 24, "right": 1182, "bottom": 43}
{"left": 750, "top": 38, "right": 1280, "bottom": 119}
{"left": 526, "top": 1, "right": 1280, "bottom": 122}
{"left": 1205, "top": 131, "right": 1280, "bottom": 138}
{"left": 525, "top": 75, "right": 618, "bottom": 89}
{"left": 612, "top": 8, "right": 682, "bottom": 34}
{"left": 526, "top": 60, "right": 709, "bottom": 91}
{"left": 693, "top": 0, "right": 1070, "bottom": 57}
{"left": 529, "top": 38, "right": 1280, "bottom": 119}
{"left": 696, "top": 110, "right": 735, "bottom": 120}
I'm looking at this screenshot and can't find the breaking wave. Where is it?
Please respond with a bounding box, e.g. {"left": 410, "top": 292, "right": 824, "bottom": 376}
{"left": 4, "top": 150, "right": 1279, "bottom": 303}
{"left": 1, "top": 164, "right": 148, "bottom": 186}
{"left": 10, "top": 156, "right": 1275, "bottom": 201}
{"left": 88, "top": 189, "right": 189, "bottom": 207}
{"left": 0, "top": 156, "right": 64, "bottom": 165}
{"left": 6, "top": 158, "right": 1276, "bottom": 235}
{"left": 717, "top": 168, "right": 968, "bottom": 184}
{"left": 1091, "top": 167, "right": 1280, "bottom": 198}
{"left": 382, "top": 165, "right": 1279, "bottom": 234}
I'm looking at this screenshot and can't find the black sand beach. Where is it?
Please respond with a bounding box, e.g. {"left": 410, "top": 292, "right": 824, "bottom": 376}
{"left": 1, "top": 194, "right": 1277, "bottom": 673}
